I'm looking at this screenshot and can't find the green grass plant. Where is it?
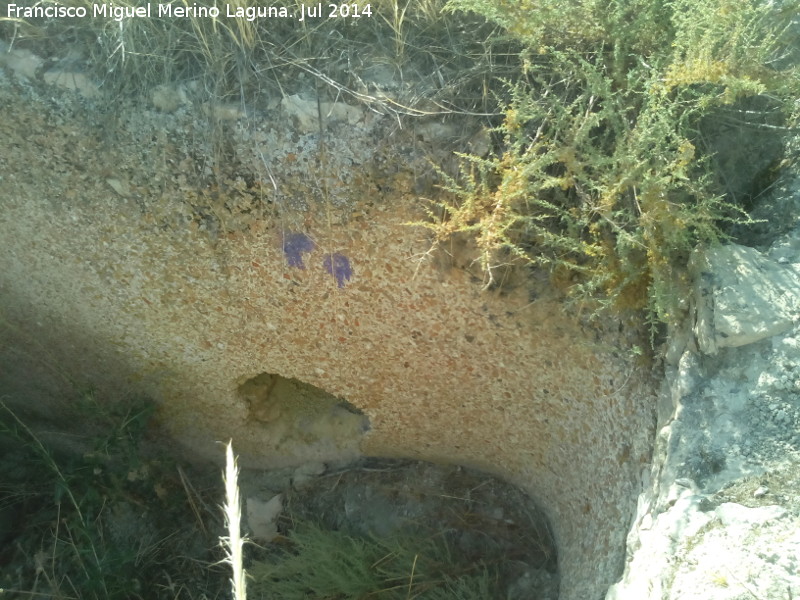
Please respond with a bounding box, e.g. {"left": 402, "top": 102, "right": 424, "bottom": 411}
{"left": 0, "top": 395, "right": 230, "bottom": 600}
{"left": 0, "top": 397, "right": 148, "bottom": 599}
{"left": 248, "top": 520, "right": 497, "bottom": 599}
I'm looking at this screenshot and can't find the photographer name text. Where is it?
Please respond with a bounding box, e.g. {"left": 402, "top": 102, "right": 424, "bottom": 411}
{"left": 7, "top": 2, "right": 373, "bottom": 22}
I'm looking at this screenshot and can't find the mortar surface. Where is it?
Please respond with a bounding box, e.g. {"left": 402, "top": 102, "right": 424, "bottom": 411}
{"left": 0, "top": 72, "right": 657, "bottom": 599}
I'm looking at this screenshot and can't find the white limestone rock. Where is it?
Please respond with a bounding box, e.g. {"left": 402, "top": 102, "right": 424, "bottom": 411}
{"left": 608, "top": 227, "right": 800, "bottom": 600}
{"left": 151, "top": 83, "right": 188, "bottom": 113}
{"left": 0, "top": 46, "right": 43, "bottom": 80}
{"left": 245, "top": 493, "right": 283, "bottom": 542}
{"left": 43, "top": 70, "right": 101, "bottom": 99}
{"left": 280, "top": 94, "right": 364, "bottom": 133}
{"left": 691, "top": 243, "right": 800, "bottom": 354}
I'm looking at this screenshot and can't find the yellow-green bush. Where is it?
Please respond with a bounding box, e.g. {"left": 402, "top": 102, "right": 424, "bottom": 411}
{"left": 420, "top": 0, "right": 800, "bottom": 327}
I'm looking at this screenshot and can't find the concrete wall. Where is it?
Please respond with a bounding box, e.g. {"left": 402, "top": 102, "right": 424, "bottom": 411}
{"left": 0, "top": 74, "right": 657, "bottom": 600}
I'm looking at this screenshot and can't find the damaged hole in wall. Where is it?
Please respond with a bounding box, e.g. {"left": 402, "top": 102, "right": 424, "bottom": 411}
{"left": 240, "top": 458, "right": 560, "bottom": 600}
{"left": 236, "top": 371, "right": 369, "bottom": 442}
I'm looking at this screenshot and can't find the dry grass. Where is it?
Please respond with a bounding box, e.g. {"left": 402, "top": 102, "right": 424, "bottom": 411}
{"left": 0, "top": 0, "right": 515, "bottom": 119}
{"left": 221, "top": 441, "right": 248, "bottom": 600}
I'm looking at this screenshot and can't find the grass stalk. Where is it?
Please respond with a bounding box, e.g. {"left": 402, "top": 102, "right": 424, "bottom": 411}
{"left": 222, "top": 440, "right": 248, "bottom": 600}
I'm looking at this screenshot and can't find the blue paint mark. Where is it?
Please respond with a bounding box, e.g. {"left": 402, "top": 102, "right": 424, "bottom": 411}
{"left": 283, "top": 232, "right": 314, "bottom": 269}
{"left": 324, "top": 253, "right": 353, "bottom": 288}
